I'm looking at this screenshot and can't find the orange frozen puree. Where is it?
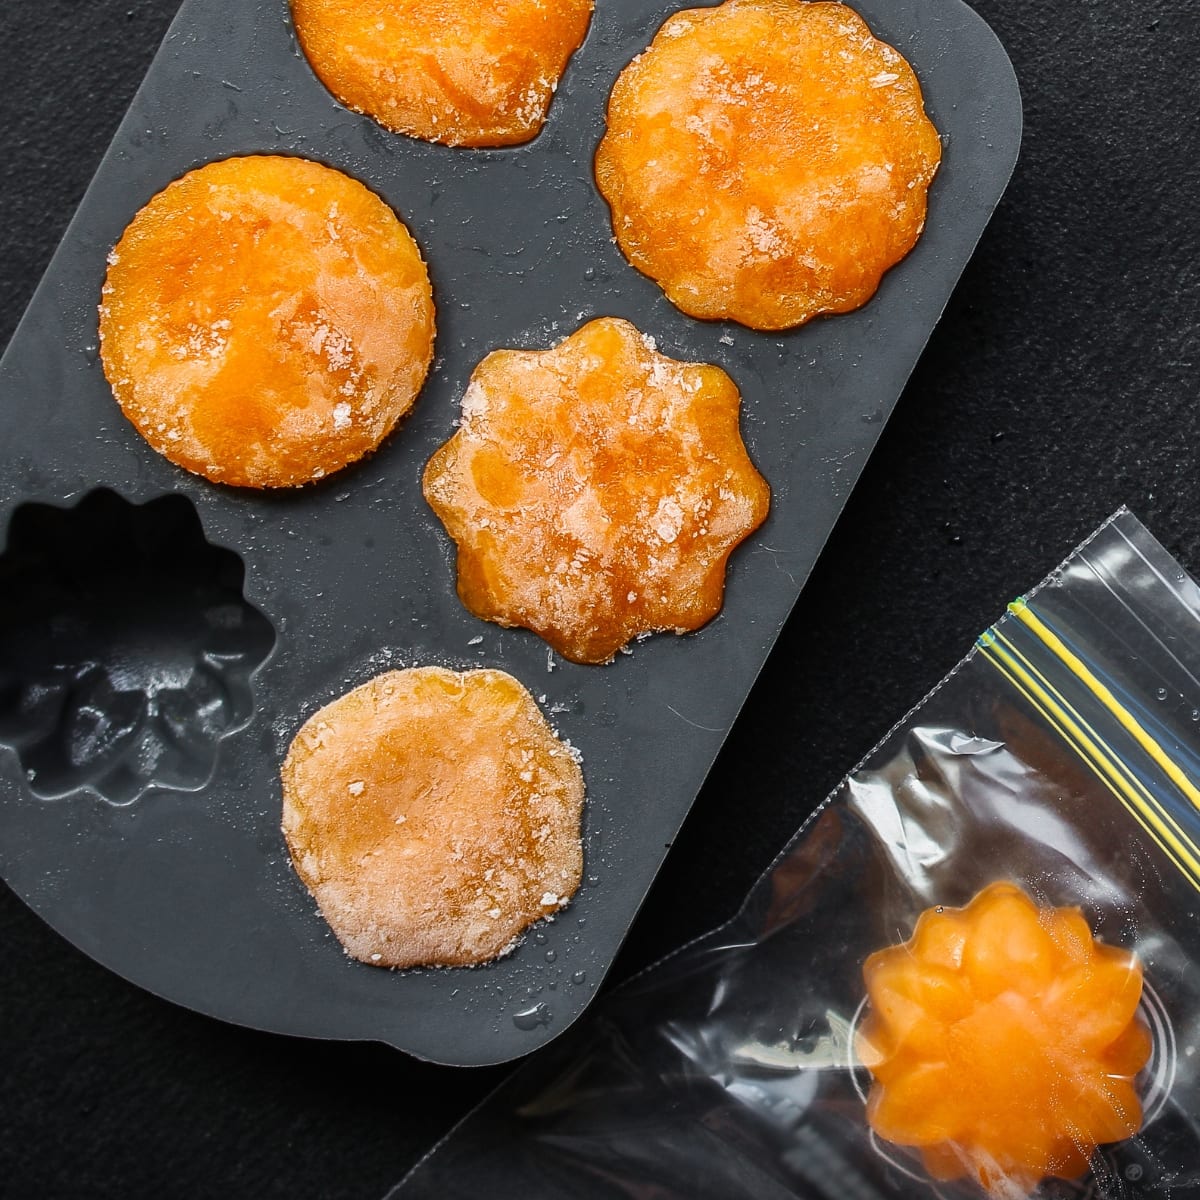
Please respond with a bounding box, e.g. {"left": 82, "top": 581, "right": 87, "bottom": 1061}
{"left": 99, "top": 155, "right": 435, "bottom": 488}
{"left": 281, "top": 667, "right": 584, "bottom": 968}
{"left": 292, "top": 0, "right": 594, "bottom": 147}
{"left": 595, "top": 0, "right": 941, "bottom": 330}
{"left": 858, "top": 882, "right": 1150, "bottom": 1194}
{"left": 423, "top": 317, "right": 770, "bottom": 664}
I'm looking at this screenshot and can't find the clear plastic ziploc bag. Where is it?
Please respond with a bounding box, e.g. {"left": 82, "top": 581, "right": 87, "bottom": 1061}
{"left": 391, "top": 509, "right": 1200, "bottom": 1200}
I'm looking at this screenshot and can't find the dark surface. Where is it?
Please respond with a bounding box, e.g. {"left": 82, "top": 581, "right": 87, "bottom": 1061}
{"left": 0, "top": 0, "right": 1196, "bottom": 1195}
{"left": 0, "top": 0, "right": 1018, "bottom": 1066}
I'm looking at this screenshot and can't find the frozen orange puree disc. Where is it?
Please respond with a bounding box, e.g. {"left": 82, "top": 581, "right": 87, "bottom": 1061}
{"left": 292, "top": 0, "right": 594, "bottom": 147}
{"left": 99, "top": 155, "right": 435, "bottom": 488}
{"left": 281, "top": 667, "right": 584, "bottom": 969}
{"left": 858, "top": 882, "right": 1151, "bottom": 1195}
{"left": 595, "top": 0, "right": 942, "bottom": 330}
{"left": 423, "top": 317, "right": 770, "bottom": 665}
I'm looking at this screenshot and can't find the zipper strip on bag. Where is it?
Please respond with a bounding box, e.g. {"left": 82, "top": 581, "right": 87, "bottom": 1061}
{"left": 978, "top": 598, "right": 1200, "bottom": 893}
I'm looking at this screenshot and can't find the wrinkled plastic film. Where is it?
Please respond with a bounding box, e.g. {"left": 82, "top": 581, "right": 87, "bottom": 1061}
{"left": 391, "top": 510, "right": 1200, "bottom": 1200}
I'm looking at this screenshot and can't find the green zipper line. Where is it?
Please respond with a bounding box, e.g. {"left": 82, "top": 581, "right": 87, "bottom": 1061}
{"left": 978, "top": 609, "right": 1200, "bottom": 894}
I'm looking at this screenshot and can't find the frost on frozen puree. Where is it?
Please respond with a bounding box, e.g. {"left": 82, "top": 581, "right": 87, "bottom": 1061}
{"left": 423, "top": 317, "right": 771, "bottom": 664}
{"left": 98, "top": 155, "right": 435, "bottom": 489}
{"left": 281, "top": 667, "right": 584, "bottom": 969}
{"left": 595, "top": 0, "right": 942, "bottom": 330}
{"left": 291, "top": 0, "right": 594, "bottom": 147}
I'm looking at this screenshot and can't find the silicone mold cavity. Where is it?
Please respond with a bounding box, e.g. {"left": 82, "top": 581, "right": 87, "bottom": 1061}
{"left": 0, "top": 490, "right": 275, "bottom": 804}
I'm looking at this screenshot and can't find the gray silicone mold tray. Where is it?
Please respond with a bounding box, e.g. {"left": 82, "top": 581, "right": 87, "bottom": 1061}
{"left": 0, "top": 0, "right": 1020, "bottom": 1065}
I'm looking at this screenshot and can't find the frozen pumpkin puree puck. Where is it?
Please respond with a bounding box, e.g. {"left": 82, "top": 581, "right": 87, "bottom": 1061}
{"left": 858, "top": 881, "right": 1151, "bottom": 1194}
{"left": 595, "top": 0, "right": 941, "bottom": 330}
{"left": 292, "top": 0, "right": 594, "bottom": 147}
{"left": 281, "top": 667, "right": 584, "bottom": 969}
{"left": 423, "top": 317, "right": 770, "bottom": 664}
{"left": 99, "top": 155, "right": 435, "bottom": 488}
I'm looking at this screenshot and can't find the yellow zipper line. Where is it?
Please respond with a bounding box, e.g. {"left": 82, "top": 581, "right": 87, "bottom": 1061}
{"left": 992, "top": 626, "right": 1197, "bottom": 857}
{"left": 986, "top": 631, "right": 1200, "bottom": 884}
{"left": 979, "top": 633, "right": 1200, "bottom": 891}
{"left": 1012, "top": 600, "right": 1200, "bottom": 816}
{"left": 980, "top": 639, "right": 1200, "bottom": 891}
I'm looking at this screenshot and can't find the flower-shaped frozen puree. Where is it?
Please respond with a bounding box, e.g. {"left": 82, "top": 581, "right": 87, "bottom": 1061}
{"left": 423, "top": 317, "right": 770, "bottom": 664}
{"left": 858, "top": 882, "right": 1150, "bottom": 1194}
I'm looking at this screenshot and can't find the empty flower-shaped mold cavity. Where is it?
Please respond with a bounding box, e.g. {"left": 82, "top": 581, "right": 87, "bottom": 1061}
{"left": 0, "top": 490, "right": 275, "bottom": 804}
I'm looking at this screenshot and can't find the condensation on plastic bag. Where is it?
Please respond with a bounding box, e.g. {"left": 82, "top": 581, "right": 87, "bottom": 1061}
{"left": 390, "top": 509, "right": 1200, "bottom": 1200}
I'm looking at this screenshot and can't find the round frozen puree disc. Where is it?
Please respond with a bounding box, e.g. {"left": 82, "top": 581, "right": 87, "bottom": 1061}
{"left": 292, "top": 0, "right": 594, "bottom": 147}
{"left": 99, "top": 155, "right": 435, "bottom": 488}
{"left": 595, "top": 0, "right": 942, "bottom": 330}
{"left": 281, "top": 667, "right": 585, "bottom": 969}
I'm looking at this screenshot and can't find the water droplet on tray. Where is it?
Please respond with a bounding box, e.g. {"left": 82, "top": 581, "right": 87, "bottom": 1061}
{"left": 513, "top": 1003, "right": 552, "bottom": 1031}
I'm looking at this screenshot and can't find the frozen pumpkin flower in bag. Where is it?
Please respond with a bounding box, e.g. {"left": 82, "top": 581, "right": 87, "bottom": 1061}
{"left": 857, "top": 881, "right": 1151, "bottom": 1195}
{"left": 423, "top": 317, "right": 770, "bottom": 664}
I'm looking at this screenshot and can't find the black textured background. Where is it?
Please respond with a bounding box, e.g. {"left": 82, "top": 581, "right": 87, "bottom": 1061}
{"left": 1, "top": 1, "right": 1198, "bottom": 1197}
